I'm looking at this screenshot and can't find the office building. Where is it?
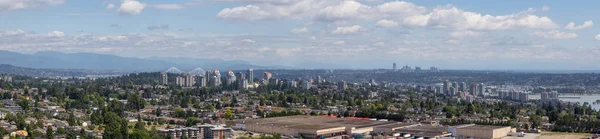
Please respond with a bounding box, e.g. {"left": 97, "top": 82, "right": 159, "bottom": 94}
{"left": 263, "top": 72, "right": 272, "bottom": 83}
{"left": 414, "top": 67, "right": 422, "bottom": 72}
{"left": 236, "top": 72, "right": 245, "bottom": 80}
{"left": 452, "top": 82, "right": 458, "bottom": 91}
{"left": 429, "top": 67, "right": 439, "bottom": 72}
{"left": 226, "top": 70, "right": 236, "bottom": 85}
{"left": 239, "top": 79, "right": 248, "bottom": 90}
{"left": 443, "top": 81, "right": 450, "bottom": 95}
{"left": 469, "top": 84, "right": 478, "bottom": 97}
{"left": 478, "top": 83, "right": 485, "bottom": 96}
{"left": 393, "top": 63, "right": 397, "bottom": 71}
{"left": 316, "top": 76, "right": 322, "bottom": 84}
{"left": 248, "top": 69, "right": 254, "bottom": 84}
{"left": 449, "top": 87, "right": 456, "bottom": 96}
{"left": 160, "top": 72, "right": 168, "bottom": 85}
{"left": 288, "top": 80, "right": 298, "bottom": 88}
{"left": 302, "top": 80, "right": 311, "bottom": 90}
{"left": 337, "top": 80, "right": 347, "bottom": 90}
{"left": 459, "top": 82, "right": 467, "bottom": 92}
{"left": 198, "top": 76, "right": 207, "bottom": 87}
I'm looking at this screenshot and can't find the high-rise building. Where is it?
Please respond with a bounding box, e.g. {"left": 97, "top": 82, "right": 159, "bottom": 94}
{"left": 160, "top": 72, "right": 168, "bottom": 85}
{"left": 393, "top": 63, "right": 397, "bottom": 71}
{"left": 226, "top": 70, "right": 236, "bottom": 85}
{"left": 236, "top": 72, "right": 245, "bottom": 80}
{"left": 263, "top": 72, "right": 272, "bottom": 82}
{"left": 248, "top": 69, "right": 254, "bottom": 85}
{"left": 478, "top": 83, "right": 485, "bottom": 96}
{"left": 213, "top": 69, "right": 221, "bottom": 86}
{"left": 338, "top": 81, "right": 347, "bottom": 90}
{"left": 185, "top": 74, "right": 195, "bottom": 87}
{"left": 459, "top": 82, "right": 467, "bottom": 92}
{"left": 210, "top": 76, "right": 219, "bottom": 87}
{"left": 415, "top": 67, "right": 422, "bottom": 72}
{"left": 429, "top": 67, "right": 439, "bottom": 72}
{"left": 443, "top": 80, "right": 450, "bottom": 95}
{"left": 469, "top": 83, "right": 478, "bottom": 96}
{"left": 176, "top": 76, "right": 185, "bottom": 86}
{"left": 302, "top": 80, "right": 310, "bottom": 90}
{"left": 452, "top": 82, "right": 458, "bottom": 91}
{"left": 198, "top": 76, "right": 207, "bottom": 87}
{"left": 316, "top": 76, "right": 322, "bottom": 84}
{"left": 519, "top": 92, "right": 529, "bottom": 102}
{"left": 288, "top": 80, "right": 298, "bottom": 88}
{"left": 449, "top": 87, "right": 456, "bottom": 96}
{"left": 239, "top": 79, "right": 248, "bottom": 90}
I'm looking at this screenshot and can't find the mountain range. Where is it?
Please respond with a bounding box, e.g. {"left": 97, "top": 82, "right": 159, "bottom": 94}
{"left": 0, "top": 50, "right": 272, "bottom": 72}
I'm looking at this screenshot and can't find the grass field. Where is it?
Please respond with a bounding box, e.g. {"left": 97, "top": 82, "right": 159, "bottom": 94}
{"left": 536, "top": 132, "right": 592, "bottom": 139}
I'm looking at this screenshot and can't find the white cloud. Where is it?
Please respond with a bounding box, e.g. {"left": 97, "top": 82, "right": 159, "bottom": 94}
{"left": 533, "top": 30, "right": 578, "bottom": 39}
{"left": 118, "top": 0, "right": 146, "bottom": 15}
{"left": 373, "top": 42, "right": 385, "bottom": 46}
{"left": 47, "top": 31, "right": 65, "bottom": 37}
{"left": 375, "top": 19, "right": 398, "bottom": 27}
{"left": 217, "top": 5, "right": 272, "bottom": 20}
{"left": 241, "top": 39, "right": 256, "bottom": 43}
{"left": 149, "top": 4, "right": 185, "bottom": 10}
{"left": 0, "top": 29, "right": 25, "bottom": 37}
{"left": 310, "top": 36, "right": 317, "bottom": 40}
{"left": 564, "top": 20, "right": 593, "bottom": 30}
{"left": 94, "top": 36, "right": 129, "bottom": 42}
{"left": 315, "top": 1, "right": 374, "bottom": 21}
{"left": 450, "top": 30, "right": 481, "bottom": 38}
{"left": 377, "top": 1, "right": 426, "bottom": 17}
{"left": 210, "top": 0, "right": 302, "bottom": 5}
{"left": 0, "top": 0, "right": 64, "bottom": 12}
{"left": 291, "top": 27, "right": 309, "bottom": 34}
{"left": 403, "top": 5, "right": 559, "bottom": 30}
{"left": 595, "top": 34, "right": 600, "bottom": 41}
{"left": 445, "top": 40, "right": 460, "bottom": 45}
{"left": 333, "top": 40, "right": 345, "bottom": 45}
{"left": 107, "top": 3, "right": 115, "bottom": 9}
{"left": 331, "top": 25, "right": 362, "bottom": 34}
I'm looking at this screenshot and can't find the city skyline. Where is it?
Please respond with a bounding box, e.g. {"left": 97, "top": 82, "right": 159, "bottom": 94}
{"left": 1, "top": 0, "right": 600, "bottom": 70}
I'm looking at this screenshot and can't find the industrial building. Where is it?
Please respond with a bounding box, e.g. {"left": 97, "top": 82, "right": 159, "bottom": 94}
{"left": 448, "top": 124, "right": 511, "bottom": 139}
{"left": 158, "top": 124, "right": 235, "bottom": 139}
{"left": 240, "top": 116, "right": 405, "bottom": 138}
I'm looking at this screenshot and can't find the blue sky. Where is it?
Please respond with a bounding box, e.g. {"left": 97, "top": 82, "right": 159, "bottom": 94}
{"left": 1, "top": 0, "right": 600, "bottom": 70}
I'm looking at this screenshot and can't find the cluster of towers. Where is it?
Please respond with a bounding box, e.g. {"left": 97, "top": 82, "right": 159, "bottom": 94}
{"left": 437, "top": 80, "right": 486, "bottom": 98}
{"left": 160, "top": 69, "right": 257, "bottom": 89}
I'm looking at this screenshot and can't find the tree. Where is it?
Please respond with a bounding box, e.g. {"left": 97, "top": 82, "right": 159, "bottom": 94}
{"left": 225, "top": 108, "right": 233, "bottom": 119}
{"left": 46, "top": 126, "right": 54, "bottom": 139}
{"left": 68, "top": 112, "right": 77, "bottom": 126}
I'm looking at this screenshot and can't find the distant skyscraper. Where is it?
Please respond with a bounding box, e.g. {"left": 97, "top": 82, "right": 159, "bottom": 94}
{"left": 198, "top": 76, "right": 207, "bottom": 87}
{"left": 288, "top": 80, "right": 298, "bottom": 88}
{"left": 429, "top": 67, "right": 439, "bottom": 72}
{"left": 213, "top": 69, "right": 221, "bottom": 86}
{"left": 415, "top": 67, "right": 422, "bottom": 72}
{"left": 338, "top": 80, "right": 347, "bottom": 90}
{"left": 443, "top": 80, "right": 450, "bottom": 95}
{"left": 263, "top": 72, "right": 272, "bottom": 83}
{"left": 236, "top": 72, "right": 245, "bottom": 80}
{"left": 393, "top": 63, "right": 397, "bottom": 71}
{"left": 160, "top": 72, "right": 168, "bottom": 85}
{"left": 316, "top": 76, "right": 322, "bottom": 84}
{"left": 302, "top": 80, "right": 310, "bottom": 90}
{"left": 459, "top": 82, "right": 467, "bottom": 92}
{"left": 478, "top": 83, "right": 485, "bottom": 96}
{"left": 469, "top": 83, "right": 478, "bottom": 96}
{"left": 176, "top": 76, "right": 185, "bottom": 86}
{"left": 185, "top": 74, "right": 195, "bottom": 87}
{"left": 226, "top": 70, "right": 236, "bottom": 85}
{"left": 210, "top": 76, "right": 218, "bottom": 87}
{"left": 239, "top": 79, "right": 248, "bottom": 90}
{"left": 452, "top": 82, "right": 458, "bottom": 91}
{"left": 248, "top": 69, "right": 254, "bottom": 84}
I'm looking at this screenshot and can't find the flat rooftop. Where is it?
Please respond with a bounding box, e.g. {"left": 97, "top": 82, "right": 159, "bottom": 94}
{"left": 376, "top": 123, "right": 420, "bottom": 129}
{"left": 244, "top": 116, "right": 399, "bottom": 130}
{"left": 458, "top": 125, "right": 510, "bottom": 130}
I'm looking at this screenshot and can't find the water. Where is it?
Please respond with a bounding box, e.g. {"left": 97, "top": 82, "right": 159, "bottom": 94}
{"left": 528, "top": 94, "right": 600, "bottom": 110}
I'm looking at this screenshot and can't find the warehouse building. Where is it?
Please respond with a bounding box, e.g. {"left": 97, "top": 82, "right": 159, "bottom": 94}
{"left": 449, "top": 124, "right": 511, "bottom": 139}
{"left": 241, "top": 116, "right": 402, "bottom": 138}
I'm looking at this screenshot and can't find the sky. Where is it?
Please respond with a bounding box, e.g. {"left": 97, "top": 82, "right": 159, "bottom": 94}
{"left": 1, "top": 0, "right": 600, "bottom": 70}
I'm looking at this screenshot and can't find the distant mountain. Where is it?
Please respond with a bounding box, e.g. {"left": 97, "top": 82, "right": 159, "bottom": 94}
{"left": 146, "top": 57, "right": 273, "bottom": 70}
{"left": 0, "top": 64, "right": 87, "bottom": 77}
{"left": 0, "top": 50, "right": 270, "bottom": 72}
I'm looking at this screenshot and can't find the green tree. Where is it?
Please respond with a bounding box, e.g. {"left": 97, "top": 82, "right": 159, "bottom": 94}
{"left": 46, "top": 126, "right": 54, "bottom": 139}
